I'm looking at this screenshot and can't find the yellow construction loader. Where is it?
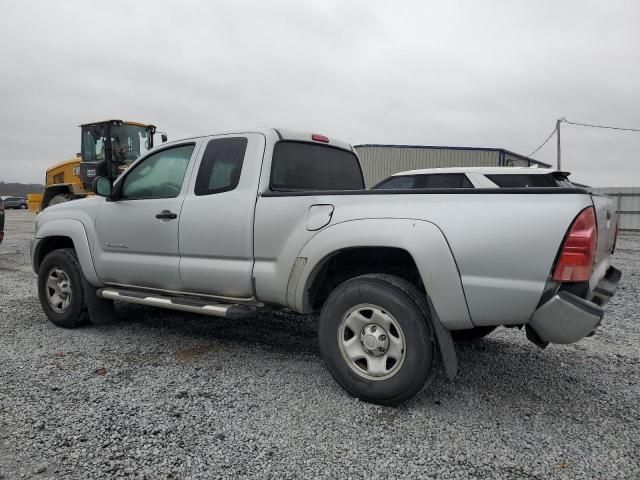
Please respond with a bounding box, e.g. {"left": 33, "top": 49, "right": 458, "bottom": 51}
{"left": 29, "top": 120, "right": 166, "bottom": 212}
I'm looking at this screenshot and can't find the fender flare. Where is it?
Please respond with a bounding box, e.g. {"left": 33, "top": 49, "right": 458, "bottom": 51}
{"left": 290, "top": 218, "right": 473, "bottom": 331}
{"left": 33, "top": 219, "right": 102, "bottom": 287}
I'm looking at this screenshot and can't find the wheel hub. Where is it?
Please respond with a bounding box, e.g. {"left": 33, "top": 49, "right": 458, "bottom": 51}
{"left": 360, "top": 323, "right": 389, "bottom": 356}
{"left": 338, "top": 304, "right": 407, "bottom": 381}
{"left": 45, "top": 267, "right": 72, "bottom": 313}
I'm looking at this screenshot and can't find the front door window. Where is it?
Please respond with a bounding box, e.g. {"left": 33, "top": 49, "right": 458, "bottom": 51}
{"left": 120, "top": 144, "right": 195, "bottom": 199}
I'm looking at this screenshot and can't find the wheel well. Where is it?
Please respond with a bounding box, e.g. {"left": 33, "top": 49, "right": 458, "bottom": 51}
{"left": 35, "top": 236, "right": 75, "bottom": 271}
{"left": 42, "top": 185, "right": 73, "bottom": 209}
{"left": 307, "top": 247, "right": 423, "bottom": 311}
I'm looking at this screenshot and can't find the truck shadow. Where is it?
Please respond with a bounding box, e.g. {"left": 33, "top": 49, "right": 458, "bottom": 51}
{"left": 409, "top": 336, "right": 618, "bottom": 416}
{"left": 115, "top": 302, "right": 322, "bottom": 356}
{"left": 113, "top": 303, "right": 595, "bottom": 411}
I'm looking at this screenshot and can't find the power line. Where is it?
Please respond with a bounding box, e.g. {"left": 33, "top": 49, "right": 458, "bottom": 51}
{"left": 528, "top": 127, "right": 557, "bottom": 157}
{"left": 528, "top": 118, "right": 640, "bottom": 159}
{"left": 563, "top": 119, "right": 640, "bottom": 133}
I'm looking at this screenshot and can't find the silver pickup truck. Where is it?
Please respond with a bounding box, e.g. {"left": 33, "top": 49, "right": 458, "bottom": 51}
{"left": 31, "top": 128, "right": 621, "bottom": 405}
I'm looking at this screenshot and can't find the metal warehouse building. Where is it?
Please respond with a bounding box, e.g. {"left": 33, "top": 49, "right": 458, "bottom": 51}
{"left": 591, "top": 187, "right": 640, "bottom": 231}
{"left": 354, "top": 144, "right": 552, "bottom": 187}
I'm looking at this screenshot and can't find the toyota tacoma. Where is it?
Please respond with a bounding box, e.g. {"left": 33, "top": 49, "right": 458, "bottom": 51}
{"left": 31, "top": 129, "right": 621, "bottom": 404}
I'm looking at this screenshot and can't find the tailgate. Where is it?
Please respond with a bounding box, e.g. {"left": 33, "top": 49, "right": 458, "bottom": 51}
{"left": 590, "top": 193, "right": 618, "bottom": 289}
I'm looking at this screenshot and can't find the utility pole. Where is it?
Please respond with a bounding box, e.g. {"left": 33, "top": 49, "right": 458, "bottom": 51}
{"left": 556, "top": 118, "right": 562, "bottom": 170}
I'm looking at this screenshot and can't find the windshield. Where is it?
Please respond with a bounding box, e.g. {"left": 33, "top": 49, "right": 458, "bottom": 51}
{"left": 110, "top": 124, "right": 152, "bottom": 163}
{"left": 81, "top": 123, "right": 152, "bottom": 164}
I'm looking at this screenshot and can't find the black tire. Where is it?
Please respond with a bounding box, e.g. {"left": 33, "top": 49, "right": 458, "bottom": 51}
{"left": 451, "top": 326, "right": 496, "bottom": 342}
{"left": 38, "top": 248, "right": 90, "bottom": 328}
{"left": 318, "top": 274, "right": 440, "bottom": 405}
{"left": 20, "top": 203, "right": 27, "bottom": 209}
{"left": 47, "top": 194, "right": 76, "bottom": 207}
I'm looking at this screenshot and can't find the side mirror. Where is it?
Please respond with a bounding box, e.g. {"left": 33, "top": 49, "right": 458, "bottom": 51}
{"left": 93, "top": 176, "right": 113, "bottom": 197}
{"left": 161, "top": 133, "right": 168, "bottom": 143}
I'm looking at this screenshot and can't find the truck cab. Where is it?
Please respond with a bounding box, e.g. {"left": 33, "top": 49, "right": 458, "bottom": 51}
{"left": 88, "top": 129, "right": 363, "bottom": 297}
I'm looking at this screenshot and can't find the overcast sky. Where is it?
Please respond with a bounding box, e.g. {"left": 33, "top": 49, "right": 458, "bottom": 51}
{"left": 1, "top": 0, "right": 639, "bottom": 186}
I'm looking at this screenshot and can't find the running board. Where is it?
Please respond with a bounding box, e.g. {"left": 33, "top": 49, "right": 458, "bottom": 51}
{"left": 97, "top": 288, "right": 257, "bottom": 319}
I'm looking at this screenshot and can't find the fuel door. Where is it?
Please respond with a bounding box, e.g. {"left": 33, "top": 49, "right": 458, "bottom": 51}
{"left": 307, "top": 204, "right": 334, "bottom": 231}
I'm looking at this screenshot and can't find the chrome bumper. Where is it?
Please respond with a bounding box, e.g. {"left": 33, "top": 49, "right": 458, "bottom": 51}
{"left": 529, "top": 266, "right": 621, "bottom": 344}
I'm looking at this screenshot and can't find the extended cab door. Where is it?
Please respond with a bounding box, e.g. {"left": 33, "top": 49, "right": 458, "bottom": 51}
{"left": 253, "top": 138, "right": 365, "bottom": 306}
{"left": 178, "top": 133, "right": 265, "bottom": 298}
{"left": 93, "top": 142, "right": 200, "bottom": 291}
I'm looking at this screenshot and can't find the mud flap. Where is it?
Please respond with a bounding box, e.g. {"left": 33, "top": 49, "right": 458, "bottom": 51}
{"left": 426, "top": 297, "right": 459, "bottom": 380}
{"left": 82, "top": 278, "right": 117, "bottom": 324}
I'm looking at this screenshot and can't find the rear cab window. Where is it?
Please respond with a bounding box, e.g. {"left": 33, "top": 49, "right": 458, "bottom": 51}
{"left": 270, "top": 142, "right": 364, "bottom": 191}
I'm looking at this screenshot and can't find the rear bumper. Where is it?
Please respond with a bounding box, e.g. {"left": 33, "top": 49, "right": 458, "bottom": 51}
{"left": 529, "top": 266, "right": 621, "bottom": 344}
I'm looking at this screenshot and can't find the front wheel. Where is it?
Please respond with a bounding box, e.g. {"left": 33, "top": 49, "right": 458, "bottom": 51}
{"left": 318, "top": 274, "right": 439, "bottom": 405}
{"left": 20, "top": 203, "right": 27, "bottom": 209}
{"left": 38, "top": 248, "right": 90, "bottom": 328}
{"left": 47, "top": 194, "right": 74, "bottom": 207}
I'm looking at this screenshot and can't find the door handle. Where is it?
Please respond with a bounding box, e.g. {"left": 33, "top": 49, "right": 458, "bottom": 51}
{"left": 156, "top": 210, "right": 177, "bottom": 220}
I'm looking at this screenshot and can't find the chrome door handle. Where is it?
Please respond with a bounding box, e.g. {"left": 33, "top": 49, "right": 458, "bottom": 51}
{"left": 156, "top": 210, "right": 177, "bottom": 220}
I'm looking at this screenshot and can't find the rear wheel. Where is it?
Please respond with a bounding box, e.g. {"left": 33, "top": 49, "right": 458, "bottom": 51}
{"left": 19, "top": 203, "right": 27, "bottom": 209}
{"left": 451, "top": 326, "right": 496, "bottom": 342}
{"left": 318, "top": 274, "right": 439, "bottom": 405}
{"left": 38, "top": 248, "right": 89, "bottom": 328}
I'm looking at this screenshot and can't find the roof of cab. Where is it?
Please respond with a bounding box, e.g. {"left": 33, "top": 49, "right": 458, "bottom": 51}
{"left": 274, "top": 128, "right": 353, "bottom": 152}
{"left": 152, "top": 128, "right": 354, "bottom": 152}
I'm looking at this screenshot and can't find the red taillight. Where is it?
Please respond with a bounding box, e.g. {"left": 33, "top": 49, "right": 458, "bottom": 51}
{"left": 311, "top": 133, "right": 329, "bottom": 143}
{"left": 552, "top": 207, "right": 597, "bottom": 282}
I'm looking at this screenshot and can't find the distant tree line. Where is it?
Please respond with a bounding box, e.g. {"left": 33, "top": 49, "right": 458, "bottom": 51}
{"left": 0, "top": 182, "right": 44, "bottom": 198}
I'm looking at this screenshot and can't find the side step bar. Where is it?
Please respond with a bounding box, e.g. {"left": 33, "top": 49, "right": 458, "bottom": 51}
{"left": 97, "top": 288, "right": 257, "bottom": 319}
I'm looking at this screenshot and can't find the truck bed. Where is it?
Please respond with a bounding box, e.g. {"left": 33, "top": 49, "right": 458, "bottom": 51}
{"left": 257, "top": 187, "right": 616, "bottom": 327}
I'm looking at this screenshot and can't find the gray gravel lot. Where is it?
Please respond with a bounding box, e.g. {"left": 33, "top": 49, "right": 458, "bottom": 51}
{"left": 1, "top": 210, "right": 639, "bottom": 479}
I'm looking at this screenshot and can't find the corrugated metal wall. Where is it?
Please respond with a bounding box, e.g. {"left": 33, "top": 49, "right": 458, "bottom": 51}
{"left": 355, "top": 146, "right": 499, "bottom": 187}
{"left": 355, "top": 145, "right": 544, "bottom": 187}
{"left": 591, "top": 187, "right": 640, "bottom": 231}
{"left": 503, "top": 152, "right": 533, "bottom": 167}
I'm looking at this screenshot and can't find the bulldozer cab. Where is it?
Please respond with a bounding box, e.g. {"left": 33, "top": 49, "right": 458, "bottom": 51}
{"left": 79, "top": 120, "right": 157, "bottom": 189}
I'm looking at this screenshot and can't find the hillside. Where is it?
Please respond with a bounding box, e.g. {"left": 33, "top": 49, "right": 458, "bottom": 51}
{"left": 0, "top": 182, "right": 45, "bottom": 198}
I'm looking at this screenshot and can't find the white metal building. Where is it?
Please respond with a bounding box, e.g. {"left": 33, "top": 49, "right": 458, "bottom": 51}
{"left": 591, "top": 187, "right": 640, "bottom": 231}
{"left": 354, "top": 144, "right": 552, "bottom": 187}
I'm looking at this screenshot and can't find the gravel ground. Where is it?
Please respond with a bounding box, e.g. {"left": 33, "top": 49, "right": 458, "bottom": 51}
{"left": 1, "top": 210, "right": 639, "bottom": 479}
